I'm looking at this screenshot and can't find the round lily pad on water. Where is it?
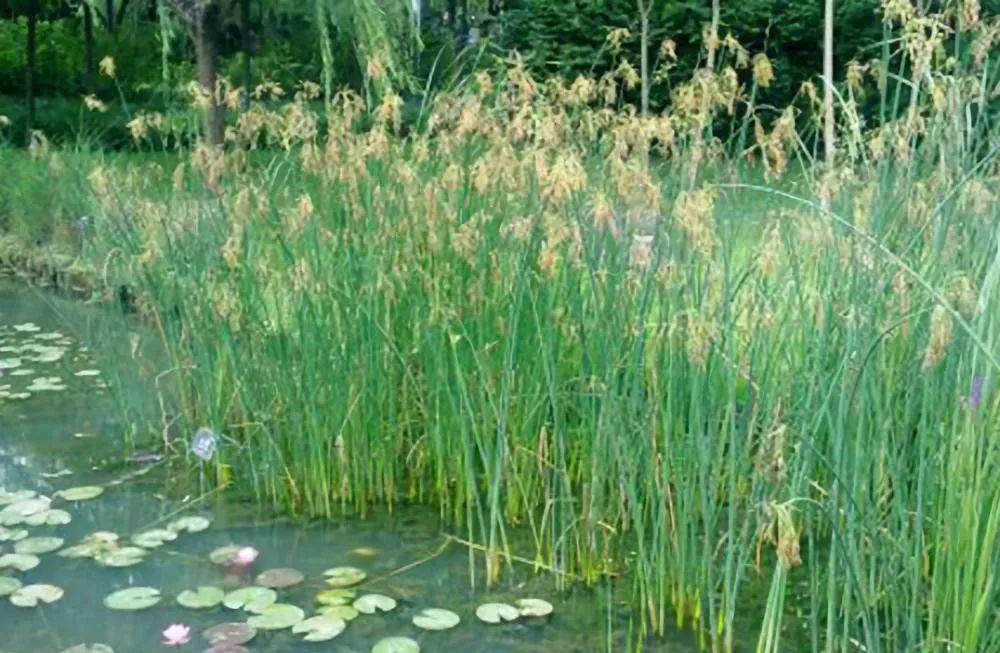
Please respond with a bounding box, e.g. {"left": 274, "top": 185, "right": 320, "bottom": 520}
{"left": 323, "top": 566, "right": 366, "bottom": 587}
{"left": 59, "top": 533, "right": 118, "bottom": 559}
{"left": 209, "top": 545, "right": 241, "bottom": 565}
{"left": 475, "top": 602, "right": 520, "bottom": 624}
{"left": 177, "top": 586, "right": 225, "bottom": 609}
{"left": 292, "top": 615, "right": 346, "bottom": 642}
{"left": 57, "top": 644, "right": 114, "bottom": 653}
{"left": 516, "top": 597, "right": 554, "bottom": 617}
{"left": 372, "top": 636, "right": 420, "bottom": 653}
{"left": 0, "top": 490, "right": 35, "bottom": 506}
{"left": 0, "top": 498, "right": 51, "bottom": 525}
{"left": 353, "top": 593, "right": 397, "bottom": 614}
{"left": 24, "top": 509, "right": 71, "bottom": 526}
{"left": 223, "top": 587, "right": 277, "bottom": 612}
{"left": 103, "top": 587, "right": 161, "bottom": 610}
{"left": 316, "top": 588, "right": 356, "bottom": 606}
{"left": 245, "top": 603, "right": 305, "bottom": 630}
{"left": 14, "top": 536, "right": 65, "bottom": 555}
{"left": 203, "top": 645, "right": 250, "bottom": 653}
{"left": 255, "top": 567, "right": 304, "bottom": 589}
{"left": 10, "top": 583, "right": 64, "bottom": 607}
{"left": 95, "top": 546, "right": 147, "bottom": 567}
{"left": 56, "top": 486, "right": 104, "bottom": 502}
{"left": 0, "top": 527, "right": 28, "bottom": 542}
{"left": 412, "top": 607, "right": 461, "bottom": 631}
{"left": 166, "top": 515, "right": 211, "bottom": 534}
{"left": 0, "top": 553, "right": 40, "bottom": 572}
{"left": 4, "top": 497, "right": 49, "bottom": 516}
{"left": 317, "top": 604, "right": 359, "bottom": 620}
{"left": 27, "top": 377, "right": 67, "bottom": 391}
{"left": 202, "top": 622, "right": 257, "bottom": 645}
{"left": 131, "top": 529, "right": 178, "bottom": 548}
{"left": 0, "top": 576, "right": 23, "bottom": 596}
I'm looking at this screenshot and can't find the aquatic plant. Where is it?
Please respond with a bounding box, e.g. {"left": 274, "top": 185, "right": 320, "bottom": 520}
{"left": 160, "top": 624, "right": 191, "bottom": 647}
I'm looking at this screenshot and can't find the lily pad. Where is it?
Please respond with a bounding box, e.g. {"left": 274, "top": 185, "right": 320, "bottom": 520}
{"left": 223, "top": 586, "right": 277, "bottom": 612}
{"left": 27, "top": 376, "right": 67, "bottom": 391}
{"left": 0, "top": 575, "right": 22, "bottom": 596}
{"left": 0, "top": 490, "right": 35, "bottom": 505}
{"left": 209, "top": 545, "right": 241, "bottom": 565}
{"left": 316, "top": 604, "right": 359, "bottom": 620}
{"left": 255, "top": 567, "right": 304, "bottom": 589}
{"left": 203, "top": 645, "right": 250, "bottom": 653}
{"left": 60, "top": 533, "right": 119, "bottom": 559}
{"left": 316, "top": 588, "right": 356, "bottom": 606}
{"left": 475, "top": 602, "right": 520, "bottom": 624}
{"left": 166, "top": 515, "right": 211, "bottom": 534}
{"left": 57, "top": 644, "right": 114, "bottom": 653}
{"left": 177, "top": 586, "right": 225, "bottom": 609}
{"left": 0, "top": 553, "right": 40, "bottom": 572}
{"left": 24, "top": 509, "right": 71, "bottom": 526}
{"left": 103, "top": 586, "right": 161, "bottom": 610}
{"left": 10, "top": 583, "right": 64, "bottom": 607}
{"left": 516, "top": 597, "right": 554, "bottom": 616}
{"left": 56, "top": 486, "right": 104, "bottom": 501}
{"left": 131, "top": 528, "right": 178, "bottom": 548}
{"left": 353, "top": 593, "right": 397, "bottom": 614}
{"left": 202, "top": 622, "right": 257, "bottom": 645}
{"left": 14, "top": 536, "right": 65, "bottom": 555}
{"left": 0, "top": 526, "right": 28, "bottom": 542}
{"left": 323, "top": 566, "right": 366, "bottom": 587}
{"left": 372, "top": 637, "right": 420, "bottom": 653}
{"left": 292, "top": 615, "right": 346, "bottom": 642}
{"left": 245, "top": 603, "right": 305, "bottom": 630}
{"left": 0, "top": 497, "right": 51, "bottom": 524}
{"left": 95, "top": 546, "right": 147, "bottom": 567}
{"left": 412, "top": 607, "right": 461, "bottom": 631}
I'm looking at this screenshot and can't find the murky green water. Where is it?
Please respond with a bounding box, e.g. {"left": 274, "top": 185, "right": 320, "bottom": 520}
{"left": 0, "top": 281, "right": 703, "bottom": 653}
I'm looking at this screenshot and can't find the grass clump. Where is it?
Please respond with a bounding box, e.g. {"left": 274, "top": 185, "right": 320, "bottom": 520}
{"left": 3, "top": 6, "right": 1000, "bottom": 653}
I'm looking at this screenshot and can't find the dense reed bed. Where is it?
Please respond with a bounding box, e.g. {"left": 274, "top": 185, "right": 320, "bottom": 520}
{"left": 4, "top": 5, "right": 1000, "bottom": 652}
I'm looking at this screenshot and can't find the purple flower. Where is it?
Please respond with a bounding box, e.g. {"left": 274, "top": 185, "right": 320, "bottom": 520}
{"left": 190, "top": 427, "right": 219, "bottom": 461}
{"left": 969, "top": 376, "right": 985, "bottom": 411}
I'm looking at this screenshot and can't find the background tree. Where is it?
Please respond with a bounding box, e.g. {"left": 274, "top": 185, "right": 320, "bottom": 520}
{"left": 165, "top": 0, "right": 229, "bottom": 146}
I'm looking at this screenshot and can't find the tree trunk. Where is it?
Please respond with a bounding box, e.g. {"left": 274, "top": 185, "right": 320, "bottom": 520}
{"left": 638, "top": 0, "right": 650, "bottom": 116}
{"left": 84, "top": 3, "right": 96, "bottom": 92}
{"left": 823, "top": 0, "right": 835, "bottom": 169}
{"left": 196, "top": 4, "right": 226, "bottom": 146}
{"left": 115, "top": 0, "right": 131, "bottom": 28}
{"left": 240, "top": 0, "right": 252, "bottom": 110}
{"left": 708, "top": 0, "right": 720, "bottom": 69}
{"left": 105, "top": 0, "right": 115, "bottom": 32}
{"left": 25, "top": 0, "right": 38, "bottom": 141}
{"left": 445, "top": 0, "right": 457, "bottom": 32}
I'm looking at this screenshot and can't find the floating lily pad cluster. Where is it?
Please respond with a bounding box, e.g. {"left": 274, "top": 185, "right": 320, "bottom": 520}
{"left": 0, "top": 322, "right": 106, "bottom": 403}
{"left": 0, "top": 483, "right": 115, "bottom": 609}
{"left": 1, "top": 479, "right": 554, "bottom": 653}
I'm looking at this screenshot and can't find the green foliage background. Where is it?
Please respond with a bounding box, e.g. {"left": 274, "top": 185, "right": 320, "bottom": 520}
{"left": 1, "top": 0, "right": 999, "bottom": 144}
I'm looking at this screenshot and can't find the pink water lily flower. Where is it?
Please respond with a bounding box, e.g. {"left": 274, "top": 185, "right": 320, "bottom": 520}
{"left": 161, "top": 623, "right": 191, "bottom": 646}
{"left": 231, "top": 546, "right": 259, "bottom": 568}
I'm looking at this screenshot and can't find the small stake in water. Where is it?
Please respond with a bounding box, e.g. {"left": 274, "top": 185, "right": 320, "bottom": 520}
{"left": 189, "top": 428, "right": 218, "bottom": 494}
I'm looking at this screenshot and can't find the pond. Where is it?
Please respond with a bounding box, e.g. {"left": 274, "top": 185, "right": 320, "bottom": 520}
{"left": 0, "top": 281, "right": 702, "bottom": 653}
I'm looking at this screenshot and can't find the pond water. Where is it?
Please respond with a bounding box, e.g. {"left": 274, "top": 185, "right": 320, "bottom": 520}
{"left": 0, "top": 281, "right": 703, "bottom": 653}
